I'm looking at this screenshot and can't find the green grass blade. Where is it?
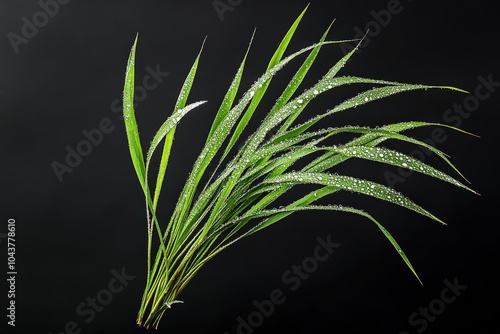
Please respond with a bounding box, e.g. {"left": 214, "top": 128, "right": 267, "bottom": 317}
{"left": 152, "top": 40, "right": 206, "bottom": 209}
{"left": 207, "top": 32, "right": 253, "bottom": 140}
{"left": 123, "top": 34, "right": 146, "bottom": 192}
{"left": 222, "top": 5, "right": 309, "bottom": 159}
{"left": 228, "top": 204, "right": 422, "bottom": 283}
{"left": 331, "top": 145, "right": 475, "bottom": 193}
{"left": 265, "top": 171, "right": 445, "bottom": 224}
{"left": 330, "top": 84, "right": 466, "bottom": 115}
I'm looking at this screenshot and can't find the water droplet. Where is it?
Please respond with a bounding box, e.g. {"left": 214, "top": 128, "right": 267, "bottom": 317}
{"left": 297, "top": 98, "right": 304, "bottom": 104}
{"left": 313, "top": 90, "right": 319, "bottom": 95}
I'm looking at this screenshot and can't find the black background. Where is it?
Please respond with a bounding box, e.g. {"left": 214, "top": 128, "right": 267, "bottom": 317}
{"left": 1, "top": 0, "right": 498, "bottom": 333}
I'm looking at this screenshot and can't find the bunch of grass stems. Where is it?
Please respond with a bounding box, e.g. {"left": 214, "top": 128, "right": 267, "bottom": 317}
{"left": 121, "top": 6, "right": 477, "bottom": 329}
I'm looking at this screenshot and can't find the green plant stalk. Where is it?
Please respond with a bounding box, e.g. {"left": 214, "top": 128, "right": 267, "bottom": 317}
{"left": 122, "top": 7, "right": 477, "bottom": 329}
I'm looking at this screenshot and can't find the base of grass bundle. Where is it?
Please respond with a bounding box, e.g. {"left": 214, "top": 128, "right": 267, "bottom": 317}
{"left": 121, "top": 6, "right": 477, "bottom": 329}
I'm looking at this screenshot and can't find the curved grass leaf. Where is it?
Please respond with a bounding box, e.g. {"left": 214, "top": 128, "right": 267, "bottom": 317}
{"left": 331, "top": 145, "right": 475, "bottom": 192}
{"left": 123, "top": 35, "right": 146, "bottom": 192}
{"left": 264, "top": 172, "right": 445, "bottom": 223}
{"left": 152, "top": 40, "right": 206, "bottom": 211}
{"left": 222, "top": 204, "right": 422, "bottom": 283}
